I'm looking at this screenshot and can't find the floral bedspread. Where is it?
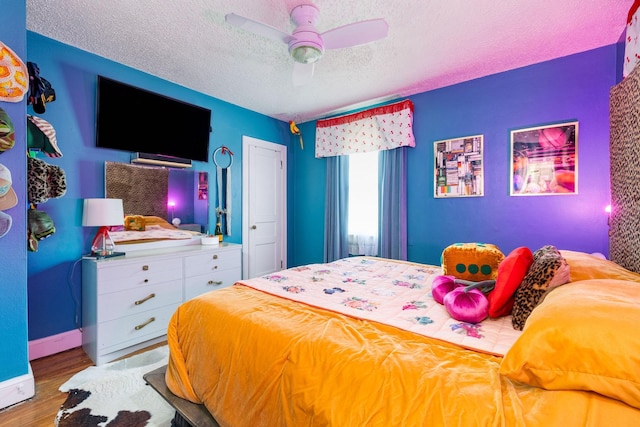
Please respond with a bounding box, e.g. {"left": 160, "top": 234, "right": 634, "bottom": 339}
{"left": 238, "top": 257, "right": 522, "bottom": 356}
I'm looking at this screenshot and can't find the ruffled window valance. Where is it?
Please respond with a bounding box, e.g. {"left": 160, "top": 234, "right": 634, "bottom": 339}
{"left": 315, "top": 99, "right": 415, "bottom": 158}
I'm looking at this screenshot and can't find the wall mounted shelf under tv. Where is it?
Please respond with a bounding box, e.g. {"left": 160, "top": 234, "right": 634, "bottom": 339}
{"left": 130, "top": 152, "right": 193, "bottom": 168}
{"left": 96, "top": 76, "right": 212, "bottom": 163}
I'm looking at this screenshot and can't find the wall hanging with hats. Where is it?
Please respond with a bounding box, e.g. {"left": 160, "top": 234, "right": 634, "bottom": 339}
{"left": 27, "top": 62, "right": 56, "bottom": 114}
{"left": 27, "top": 155, "right": 67, "bottom": 205}
{"left": 26, "top": 153, "right": 67, "bottom": 251}
{"left": 0, "top": 40, "right": 28, "bottom": 102}
{"left": 27, "top": 115, "right": 63, "bottom": 158}
{"left": 0, "top": 107, "right": 15, "bottom": 152}
{"left": 0, "top": 106, "right": 17, "bottom": 240}
{"left": 0, "top": 162, "right": 17, "bottom": 240}
{"left": 27, "top": 204, "right": 55, "bottom": 252}
{"left": 0, "top": 163, "right": 17, "bottom": 210}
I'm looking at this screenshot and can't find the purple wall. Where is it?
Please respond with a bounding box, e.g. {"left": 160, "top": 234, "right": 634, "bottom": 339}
{"left": 290, "top": 44, "right": 620, "bottom": 266}
{"left": 0, "top": 0, "right": 29, "bottom": 384}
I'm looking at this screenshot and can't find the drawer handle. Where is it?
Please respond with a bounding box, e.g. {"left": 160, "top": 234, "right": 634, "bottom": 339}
{"left": 142, "top": 265, "right": 149, "bottom": 271}
{"left": 212, "top": 254, "right": 218, "bottom": 260}
{"left": 207, "top": 280, "right": 223, "bottom": 286}
{"left": 135, "top": 317, "right": 156, "bottom": 330}
{"left": 135, "top": 293, "right": 156, "bottom": 305}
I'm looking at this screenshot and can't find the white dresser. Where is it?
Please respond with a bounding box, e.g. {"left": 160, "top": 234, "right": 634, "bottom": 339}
{"left": 82, "top": 243, "right": 241, "bottom": 365}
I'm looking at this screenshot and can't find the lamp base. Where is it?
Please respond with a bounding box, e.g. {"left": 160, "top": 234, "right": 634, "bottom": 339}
{"left": 85, "top": 251, "right": 126, "bottom": 259}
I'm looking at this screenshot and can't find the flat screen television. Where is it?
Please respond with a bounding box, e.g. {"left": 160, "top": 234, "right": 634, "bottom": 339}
{"left": 96, "top": 76, "right": 212, "bottom": 162}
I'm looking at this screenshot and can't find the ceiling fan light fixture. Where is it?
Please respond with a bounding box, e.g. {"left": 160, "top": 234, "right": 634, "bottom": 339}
{"left": 290, "top": 44, "right": 323, "bottom": 64}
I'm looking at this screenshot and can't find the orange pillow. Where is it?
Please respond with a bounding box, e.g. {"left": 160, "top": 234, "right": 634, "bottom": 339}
{"left": 441, "top": 242, "right": 504, "bottom": 281}
{"left": 487, "top": 247, "right": 533, "bottom": 318}
{"left": 124, "top": 215, "right": 146, "bottom": 231}
{"left": 500, "top": 279, "right": 640, "bottom": 409}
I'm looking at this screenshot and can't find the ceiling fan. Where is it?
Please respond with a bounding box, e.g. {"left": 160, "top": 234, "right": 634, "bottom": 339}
{"left": 225, "top": 4, "right": 389, "bottom": 86}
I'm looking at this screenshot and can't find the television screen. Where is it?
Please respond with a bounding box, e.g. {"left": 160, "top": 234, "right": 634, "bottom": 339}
{"left": 96, "top": 76, "right": 212, "bottom": 162}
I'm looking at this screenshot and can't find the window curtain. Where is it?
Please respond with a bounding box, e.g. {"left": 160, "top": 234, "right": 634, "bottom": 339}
{"left": 378, "top": 147, "right": 408, "bottom": 260}
{"left": 315, "top": 99, "right": 415, "bottom": 158}
{"left": 320, "top": 99, "right": 414, "bottom": 262}
{"left": 323, "top": 155, "right": 349, "bottom": 262}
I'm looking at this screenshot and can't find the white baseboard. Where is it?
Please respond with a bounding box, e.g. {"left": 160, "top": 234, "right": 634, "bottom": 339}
{"left": 28, "top": 329, "right": 82, "bottom": 361}
{"left": 0, "top": 365, "right": 35, "bottom": 410}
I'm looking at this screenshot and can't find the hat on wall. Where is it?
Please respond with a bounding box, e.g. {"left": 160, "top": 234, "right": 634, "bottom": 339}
{"left": 27, "top": 115, "right": 62, "bottom": 157}
{"left": 27, "top": 156, "right": 67, "bottom": 204}
{"left": 27, "top": 62, "right": 56, "bottom": 114}
{"left": 0, "top": 107, "right": 14, "bottom": 152}
{"left": 0, "top": 210, "right": 11, "bottom": 238}
{"left": 0, "top": 162, "right": 17, "bottom": 210}
{"left": 28, "top": 207, "right": 55, "bottom": 240}
{"left": 0, "top": 41, "right": 28, "bottom": 102}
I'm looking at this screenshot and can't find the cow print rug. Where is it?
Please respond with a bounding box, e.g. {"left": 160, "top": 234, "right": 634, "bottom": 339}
{"left": 55, "top": 346, "right": 174, "bottom": 426}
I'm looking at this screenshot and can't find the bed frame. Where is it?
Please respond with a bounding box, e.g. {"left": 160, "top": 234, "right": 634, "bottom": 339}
{"left": 144, "top": 365, "right": 220, "bottom": 427}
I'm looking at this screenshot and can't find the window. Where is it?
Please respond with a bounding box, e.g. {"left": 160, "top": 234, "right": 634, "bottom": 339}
{"left": 347, "top": 151, "right": 379, "bottom": 256}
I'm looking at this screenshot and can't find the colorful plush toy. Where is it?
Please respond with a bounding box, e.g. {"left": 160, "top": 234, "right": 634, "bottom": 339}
{"left": 432, "top": 275, "right": 495, "bottom": 323}
{"left": 441, "top": 242, "right": 505, "bottom": 281}
{"left": 444, "top": 287, "right": 490, "bottom": 324}
{"left": 431, "top": 275, "right": 460, "bottom": 304}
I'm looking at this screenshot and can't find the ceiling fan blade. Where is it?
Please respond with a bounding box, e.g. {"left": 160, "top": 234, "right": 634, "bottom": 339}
{"left": 292, "top": 62, "right": 314, "bottom": 86}
{"left": 321, "top": 18, "right": 389, "bottom": 50}
{"left": 225, "top": 13, "right": 292, "bottom": 45}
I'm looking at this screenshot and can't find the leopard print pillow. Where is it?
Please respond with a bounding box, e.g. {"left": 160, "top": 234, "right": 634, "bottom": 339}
{"left": 511, "top": 245, "right": 570, "bottom": 330}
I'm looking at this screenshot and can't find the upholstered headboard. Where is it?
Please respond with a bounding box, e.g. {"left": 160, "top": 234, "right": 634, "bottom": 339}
{"left": 105, "top": 162, "right": 169, "bottom": 219}
{"left": 609, "top": 64, "right": 640, "bottom": 273}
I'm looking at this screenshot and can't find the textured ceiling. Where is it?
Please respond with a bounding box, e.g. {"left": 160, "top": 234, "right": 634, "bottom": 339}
{"left": 26, "top": 0, "right": 632, "bottom": 124}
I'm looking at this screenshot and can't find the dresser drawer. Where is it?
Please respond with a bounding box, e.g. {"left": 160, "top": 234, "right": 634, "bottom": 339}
{"left": 98, "top": 302, "right": 180, "bottom": 352}
{"left": 184, "top": 268, "right": 241, "bottom": 300}
{"left": 82, "top": 243, "right": 242, "bottom": 365}
{"left": 96, "top": 257, "right": 183, "bottom": 294}
{"left": 97, "top": 280, "right": 182, "bottom": 323}
{"left": 185, "top": 249, "right": 241, "bottom": 277}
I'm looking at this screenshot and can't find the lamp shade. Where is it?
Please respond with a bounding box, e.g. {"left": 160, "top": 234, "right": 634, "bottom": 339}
{"left": 82, "top": 198, "right": 124, "bottom": 227}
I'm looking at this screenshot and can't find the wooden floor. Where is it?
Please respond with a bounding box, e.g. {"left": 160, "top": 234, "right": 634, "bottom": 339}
{"left": 0, "top": 343, "right": 166, "bottom": 427}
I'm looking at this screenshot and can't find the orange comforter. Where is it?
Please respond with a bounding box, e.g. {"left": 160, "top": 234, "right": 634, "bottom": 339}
{"left": 166, "top": 281, "right": 640, "bottom": 426}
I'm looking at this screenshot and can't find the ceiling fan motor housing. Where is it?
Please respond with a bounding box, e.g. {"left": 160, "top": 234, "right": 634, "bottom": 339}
{"left": 288, "top": 4, "right": 324, "bottom": 64}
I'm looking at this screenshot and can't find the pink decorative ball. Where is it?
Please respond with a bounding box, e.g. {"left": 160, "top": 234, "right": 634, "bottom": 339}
{"left": 431, "top": 275, "right": 458, "bottom": 304}
{"left": 443, "top": 287, "right": 489, "bottom": 323}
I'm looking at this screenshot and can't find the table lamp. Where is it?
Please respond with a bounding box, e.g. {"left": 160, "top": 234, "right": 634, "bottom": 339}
{"left": 82, "top": 198, "right": 125, "bottom": 258}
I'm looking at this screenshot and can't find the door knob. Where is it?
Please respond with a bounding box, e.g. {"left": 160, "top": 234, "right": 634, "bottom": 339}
{"left": 251, "top": 225, "right": 257, "bottom": 229}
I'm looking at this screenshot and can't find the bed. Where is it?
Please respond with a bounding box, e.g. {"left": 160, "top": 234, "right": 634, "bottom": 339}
{"left": 164, "top": 249, "right": 640, "bottom": 426}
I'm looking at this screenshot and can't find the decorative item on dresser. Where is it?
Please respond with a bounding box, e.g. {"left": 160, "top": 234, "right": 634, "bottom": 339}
{"left": 81, "top": 197, "right": 125, "bottom": 258}
{"left": 82, "top": 243, "right": 241, "bottom": 366}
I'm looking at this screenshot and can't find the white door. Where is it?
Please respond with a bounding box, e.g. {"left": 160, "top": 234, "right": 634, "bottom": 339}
{"left": 242, "top": 136, "right": 287, "bottom": 279}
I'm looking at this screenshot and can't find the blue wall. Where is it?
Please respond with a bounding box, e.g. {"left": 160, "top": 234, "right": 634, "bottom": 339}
{"left": 289, "top": 44, "right": 620, "bottom": 267}
{"left": 25, "top": 32, "right": 289, "bottom": 341}
{"left": 0, "top": 0, "right": 29, "bottom": 384}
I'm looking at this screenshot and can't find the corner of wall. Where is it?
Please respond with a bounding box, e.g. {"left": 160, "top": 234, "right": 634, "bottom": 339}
{"left": 0, "top": 365, "right": 35, "bottom": 410}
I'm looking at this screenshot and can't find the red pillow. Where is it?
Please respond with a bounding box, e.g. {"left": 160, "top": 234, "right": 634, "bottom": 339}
{"left": 488, "top": 247, "right": 533, "bottom": 318}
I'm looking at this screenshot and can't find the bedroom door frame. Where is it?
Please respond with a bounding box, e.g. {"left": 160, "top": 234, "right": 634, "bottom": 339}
{"left": 242, "top": 136, "right": 287, "bottom": 279}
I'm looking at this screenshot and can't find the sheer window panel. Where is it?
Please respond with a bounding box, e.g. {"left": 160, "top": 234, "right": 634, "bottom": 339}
{"left": 348, "top": 151, "right": 379, "bottom": 256}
